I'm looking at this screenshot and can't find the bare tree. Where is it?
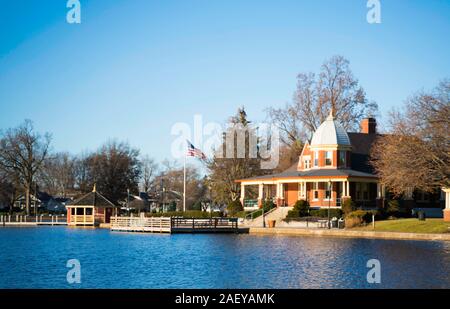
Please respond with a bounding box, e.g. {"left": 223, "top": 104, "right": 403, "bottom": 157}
{"left": 0, "top": 169, "right": 20, "bottom": 214}
{"left": 267, "top": 55, "right": 378, "bottom": 144}
{"left": 141, "top": 155, "right": 158, "bottom": 193}
{"left": 0, "top": 120, "right": 51, "bottom": 215}
{"left": 152, "top": 160, "right": 206, "bottom": 210}
{"left": 83, "top": 141, "right": 142, "bottom": 204}
{"left": 371, "top": 79, "right": 450, "bottom": 195}
{"left": 40, "top": 152, "right": 76, "bottom": 197}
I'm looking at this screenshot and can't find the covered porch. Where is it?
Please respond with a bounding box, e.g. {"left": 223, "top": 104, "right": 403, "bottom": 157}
{"left": 239, "top": 177, "right": 384, "bottom": 209}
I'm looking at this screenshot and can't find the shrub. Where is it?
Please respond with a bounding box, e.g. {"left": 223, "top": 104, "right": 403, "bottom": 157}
{"left": 293, "top": 200, "right": 310, "bottom": 216}
{"left": 386, "top": 200, "right": 400, "bottom": 213}
{"left": 341, "top": 198, "right": 355, "bottom": 215}
{"left": 384, "top": 199, "right": 410, "bottom": 218}
{"left": 261, "top": 199, "right": 276, "bottom": 211}
{"left": 227, "top": 200, "right": 243, "bottom": 216}
{"left": 286, "top": 210, "right": 301, "bottom": 219}
{"left": 344, "top": 210, "right": 380, "bottom": 227}
{"left": 309, "top": 208, "right": 343, "bottom": 218}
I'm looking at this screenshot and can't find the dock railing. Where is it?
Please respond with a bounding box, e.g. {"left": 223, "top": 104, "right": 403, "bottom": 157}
{"left": 110, "top": 216, "right": 238, "bottom": 233}
{"left": 171, "top": 217, "right": 238, "bottom": 231}
{"left": 110, "top": 216, "right": 171, "bottom": 233}
{"left": 0, "top": 214, "right": 67, "bottom": 226}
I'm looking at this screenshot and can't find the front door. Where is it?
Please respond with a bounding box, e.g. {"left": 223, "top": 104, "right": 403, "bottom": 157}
{"left": 285, "top": 183, "right": 299, "bottom": 206}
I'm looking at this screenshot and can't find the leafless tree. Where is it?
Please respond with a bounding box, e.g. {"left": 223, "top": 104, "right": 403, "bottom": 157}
{"left": 267, "top": 55, "right": 378, "bottom": 145}
{"left": 371, "top": 79, "right": 450, "bottom": 195}
{"left": 0, "top": 120, "right": 51, "bottom": 215}
{"left": 152, "top": 160, "right": 206, "bottom": 210}
{"left": 40, "top": 152, "right": 76, "bottom": 197}
{"left": 83, "top": 141, "right": 141, "bottom": 203}
{"left": 141, "top": 155, "right": 158, "bottom": 193}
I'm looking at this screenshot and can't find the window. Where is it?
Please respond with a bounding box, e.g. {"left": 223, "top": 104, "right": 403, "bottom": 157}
{"left": 314, "top": 151, "right": 319, "bottom": 167}
{"left": 339, "top": 151, "right": 346, "bottom": 167}
{"left": 304, "top": 159, "right": 311, "bottom": 169}
{"left": 312, "top": 182, "right": 319, "bottom": 200}
{"left": 86, "top": 208, "right": 93, "bottom": 215}
{"left": 325, "top": 151, "right": 332, "bottom": 166}
{"left": 356, "top": 183, "right": 369, "bottom": 201}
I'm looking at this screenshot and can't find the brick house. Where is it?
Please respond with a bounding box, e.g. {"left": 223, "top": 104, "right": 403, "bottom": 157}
{"left": 236, "top": 112, "right": 449, "bottom": 219}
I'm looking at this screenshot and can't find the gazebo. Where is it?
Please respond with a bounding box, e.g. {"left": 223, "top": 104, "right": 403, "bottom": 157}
{"left": 66, "top": 185, "right": 118, "bottom": 226}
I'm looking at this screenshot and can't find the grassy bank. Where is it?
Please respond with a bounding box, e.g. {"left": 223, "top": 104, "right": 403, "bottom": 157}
{"left": 352, "top": 218, "right": 450, "bottom": 234}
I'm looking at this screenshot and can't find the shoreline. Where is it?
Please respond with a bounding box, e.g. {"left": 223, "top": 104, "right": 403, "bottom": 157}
{"left": 248, "top": 227, "right": 450, "bottom": 241}
{"left": 2, "top": 224, "right": 450, "bottom": 241}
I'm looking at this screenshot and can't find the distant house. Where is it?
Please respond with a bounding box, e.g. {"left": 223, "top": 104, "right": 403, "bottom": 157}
{"left": 43, "top": 197, "right": 72, "bottom": 213}
{"left": 14, "top": 193, "right": 45, "bottom": 212}
{"left": 66, "top": 185, "right": 119, "bottom": 226}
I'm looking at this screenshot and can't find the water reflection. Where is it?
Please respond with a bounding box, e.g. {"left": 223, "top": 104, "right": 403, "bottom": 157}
{"left": 0, "top": 227, "right": 448, "bottom": 288}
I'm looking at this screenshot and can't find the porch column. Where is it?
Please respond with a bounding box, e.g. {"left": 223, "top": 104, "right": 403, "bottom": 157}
{"left": 258, "top": 183, "right": 264, "bottom": 207}
{"left": 240, "top": 183, "right": 245, "bottom": 206}
{"left": 443, "top": 188, "right": 450, "bottom": 222}
{"left": 276, "top": 183, "right": 284, "bottom": 207}
{"left": 376, "top": 182, "right": 385, "bottom": 208}
{"left": 300, "top": 181, "right": 306, "bottom": 200}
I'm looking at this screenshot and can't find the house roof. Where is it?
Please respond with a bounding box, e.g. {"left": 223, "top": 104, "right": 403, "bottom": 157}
{"left": 68, "top": 191, "right": 117, "bottom": 208}
{"left": 310, "top": 114, "right": 351, "bottom": 147}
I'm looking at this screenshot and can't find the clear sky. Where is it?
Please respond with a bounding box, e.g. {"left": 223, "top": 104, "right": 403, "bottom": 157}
{"left": 0, "top": 0, "right": 449, "bottom": 164}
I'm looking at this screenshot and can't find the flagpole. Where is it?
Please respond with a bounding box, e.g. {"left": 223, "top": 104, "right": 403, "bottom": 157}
{"left": 183, "top": 153, "right": 186, "bottom": 212}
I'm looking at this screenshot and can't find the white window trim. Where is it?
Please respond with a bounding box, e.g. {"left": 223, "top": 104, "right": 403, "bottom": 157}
{"left": 325, "top": 151, "right": 332, "bottom": 166}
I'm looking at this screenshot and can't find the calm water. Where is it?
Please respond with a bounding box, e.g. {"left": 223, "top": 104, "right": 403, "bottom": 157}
{"left": 0, "top": 227, "right": 449, "bottom": 289}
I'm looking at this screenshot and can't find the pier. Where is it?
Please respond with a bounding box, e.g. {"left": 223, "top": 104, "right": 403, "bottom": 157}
{"left": 110, "top": 216, "right": 239, "bottom": 234}
{"left": 0, "top": 215, "right": 67, "bottom": 226}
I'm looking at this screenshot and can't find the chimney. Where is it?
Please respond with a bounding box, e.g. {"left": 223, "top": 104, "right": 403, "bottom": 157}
{"left": 360, "top": 118, "right": 376, "bottom": 134}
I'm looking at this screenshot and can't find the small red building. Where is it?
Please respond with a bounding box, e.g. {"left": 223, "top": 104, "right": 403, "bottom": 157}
{"left": 66, "top": 186, "right": 118, "bottom": 226}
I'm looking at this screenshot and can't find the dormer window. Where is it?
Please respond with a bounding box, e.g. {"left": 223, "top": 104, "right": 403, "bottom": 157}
{"left": 304, "top": 159, "right": 311, "bottom": 169}
{"left": 325, "top": 151, "right": 332, "bottom": 166}
{"left": 314, "top": 151, "right": 319, "bottom": 167}
{"left": 339, "top": 151, "right": 346, "bottom": 167}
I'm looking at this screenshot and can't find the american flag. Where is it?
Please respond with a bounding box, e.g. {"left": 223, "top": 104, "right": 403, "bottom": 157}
{"left": 186, "top": 140, "right": 206, "bottom": 160}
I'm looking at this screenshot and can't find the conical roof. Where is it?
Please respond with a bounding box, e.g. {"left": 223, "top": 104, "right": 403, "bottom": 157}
{"left": 69, "top": 191, "right": 117, "bottom": 208}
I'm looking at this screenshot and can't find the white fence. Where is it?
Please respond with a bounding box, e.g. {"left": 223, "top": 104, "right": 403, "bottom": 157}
{"left": 110, "top": 216, "right": 171, "bottom": 233}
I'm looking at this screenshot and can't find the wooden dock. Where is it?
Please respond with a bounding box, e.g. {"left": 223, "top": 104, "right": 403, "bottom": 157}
{"left": 0, "top": 215, "right": 67, "bottom": 226}
{"left": 110, "top": 216, "right": 239, "bottom": 234}
{"left": 110, "top": 216, "right": 171, "bottom": 233}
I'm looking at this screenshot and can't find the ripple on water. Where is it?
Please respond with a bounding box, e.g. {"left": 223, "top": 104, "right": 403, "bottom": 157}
{"left": 0, "top": 227, "right": 449, "bottom": 288}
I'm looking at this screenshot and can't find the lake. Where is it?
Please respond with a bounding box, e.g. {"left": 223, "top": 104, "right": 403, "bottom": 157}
{"left": 0, "top": 227, "right": 449, "bottom": 288}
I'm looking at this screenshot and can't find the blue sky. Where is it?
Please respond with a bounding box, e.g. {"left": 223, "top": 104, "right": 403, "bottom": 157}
{"left": 0, "top": 0, "right": 449, "bottom": 164}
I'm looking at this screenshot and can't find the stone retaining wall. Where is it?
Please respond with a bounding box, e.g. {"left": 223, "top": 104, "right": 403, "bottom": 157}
{"left": 249, "top": 227, "right": 450, "bottom": 241}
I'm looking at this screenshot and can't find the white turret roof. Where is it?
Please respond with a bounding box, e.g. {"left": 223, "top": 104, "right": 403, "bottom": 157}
{"left": 310, "top": 113, "right": 351, "bottom": 146}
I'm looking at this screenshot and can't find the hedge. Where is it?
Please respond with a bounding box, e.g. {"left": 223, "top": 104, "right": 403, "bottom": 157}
{"left": 309, "top": 209, "right": 343, "bottom": 218}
